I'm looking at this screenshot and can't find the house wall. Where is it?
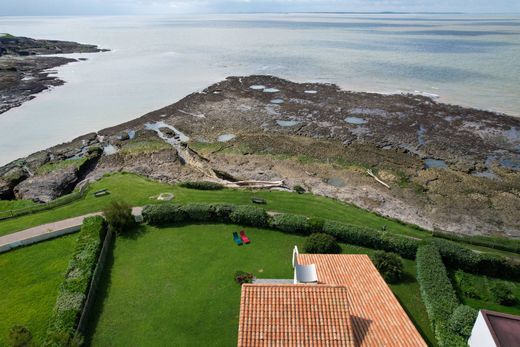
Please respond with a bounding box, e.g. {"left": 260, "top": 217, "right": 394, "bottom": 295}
{"left": 468, "top": 311, "right": 496, "bottom": 347}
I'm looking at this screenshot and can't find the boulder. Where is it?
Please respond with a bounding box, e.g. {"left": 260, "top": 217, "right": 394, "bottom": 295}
{"left": 14, "top": 166, "right": 79, "bottom": 203}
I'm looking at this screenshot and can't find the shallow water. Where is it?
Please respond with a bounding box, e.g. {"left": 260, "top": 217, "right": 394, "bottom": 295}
{"left": 424, "top": 158, "right": 448, "bottom": 169}
{"left": 217, "top": 134, "right": 236, "bottom": 142}
{"left": 1, "top": 13, "right": 519, "bottom": 165}
{"left": 276, "top": 120, "right": 301, "bottom": 127}
{"left": 345, "top": 117, "right": 368, "bottom": 125}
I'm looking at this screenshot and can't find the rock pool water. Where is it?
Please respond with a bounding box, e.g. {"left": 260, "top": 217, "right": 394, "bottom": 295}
{"left": 276, "top": 120, "right": 301, "bottom": 127}
{"left": 217, "top": 134, "right": 236, "bottom": 142}
{"left": 270, "top": 99, "right": 284, "bottom": 104}
{"left": 263, "top": 88, "right": 280, "bottom": 93}
{"left": 345, "top": 117, "right": 368, "bottom": 125}
{"left": 424, "top": 159, "right": 448, "bottom": 169}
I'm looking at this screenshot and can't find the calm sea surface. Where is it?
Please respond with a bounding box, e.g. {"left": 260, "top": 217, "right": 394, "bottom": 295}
{"left": 0, "top": 14, "right": 519, "bottom": 165}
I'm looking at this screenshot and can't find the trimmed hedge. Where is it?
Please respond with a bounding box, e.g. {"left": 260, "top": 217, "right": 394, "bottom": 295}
{"left": 448, "top": 305, "right": 478, "bottom": 339}
{"left": 432, "top": 230, "right": 520, "bottom": 255}
{"left": 142, "top": 204, "right": 187, "bottom": 225}
{"left": 269, "top": 213, "right": 312, "bottom": 235}
{"left": 431, "top": 238, "right": 520, "bottom": 281}
{"left": 179, "top": 181, "right": 224, "bottom": 190}
{"left": 416, "top": 244, "right": 465, "bottom": 347}
{"left": 229, "top": 205, "right": 268, "bottom": 227}
{"left": 45, "top": 216, "right": 106, "bottom": 346}
{"left": 322, "top": 220, "right": 419, "bottom": 259}
{"left": 303, "top": 233, "right": 341, "bottom": 254}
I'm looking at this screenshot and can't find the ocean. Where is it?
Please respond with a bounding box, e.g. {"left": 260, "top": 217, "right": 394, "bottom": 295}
{"left": 0, "top": 13, "right": 519, "bottom": 165}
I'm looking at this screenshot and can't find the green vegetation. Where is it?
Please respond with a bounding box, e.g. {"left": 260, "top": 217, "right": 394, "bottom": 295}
{"left": 178, "top": 181, "right": 224, "bottom": 190}
{"left": 448, "top": 305, "right": 478, "bottom": 339}
{"left": 46, "top": 217, "right": 106, "bottom": 345}
{"left": 416, "top": 244, "right": 466, "bottom": 346}
{"left": 7, "top": 325, "right": 33, "bottom": 347}
{"left": 86, "top": 224, "right": 436, "bottom": 346}
{"left": 119, "top": 140, "right": 170, "bottom": 155}
{"left": 453, "top": 270, "right": 520, "bottom": 316}
{"left": 0, "top": 235, "right": 77, "bottom": 346}
{"left": 35, "top": 158, "right": 87, "bottom": 176}
{"left": 371, "top": 251, "right": 404, "bottom": 283}
{"left": 0, "top": 199, "right": 36, "bottom": 212}
{"left": 103, "top": 200, "right": 135, "bottom": 234}
{"left": 303, "top": 233, "right": 341, "bottom": 254}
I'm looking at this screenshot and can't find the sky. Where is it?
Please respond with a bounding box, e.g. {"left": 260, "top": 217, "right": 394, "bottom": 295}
{"left": 0, "top": 0, "right": 519, "bottom": 16}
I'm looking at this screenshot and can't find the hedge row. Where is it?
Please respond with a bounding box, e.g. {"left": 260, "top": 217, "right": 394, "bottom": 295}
{"left": 45, "top": 216, "right": 106, "bottom": 346}
{"left": 178, "top": 181, "right": 224, "bottom": 190}
{"left": 431, "top": 238, "right": 520, "bottom": 281}
{"left": 416, "top": 244, "right": 466, "bottom": 347}
{"left": 432, "top": 230, "right": 520, "bottom": 255}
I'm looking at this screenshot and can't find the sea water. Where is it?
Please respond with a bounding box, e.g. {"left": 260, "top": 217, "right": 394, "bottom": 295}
{"left": 0, "top": 13, "right": 519, "bottom": 165}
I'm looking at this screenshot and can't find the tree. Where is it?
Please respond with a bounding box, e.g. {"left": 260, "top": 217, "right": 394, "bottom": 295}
{"left": 303, "top": 233, "right": 341, "bottom": 254}
{"left": 103, "top": 200, "right": 135, "bottom": 234}
{"left": 371, "top": 251, "right": 404, "bottom": 283}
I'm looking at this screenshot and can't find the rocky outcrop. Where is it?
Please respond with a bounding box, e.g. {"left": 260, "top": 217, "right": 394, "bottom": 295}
{"left": 14, "top": 165, "right": 79, "bottom": 203}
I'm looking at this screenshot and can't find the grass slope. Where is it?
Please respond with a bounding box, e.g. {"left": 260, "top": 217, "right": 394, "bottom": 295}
{"left": 0, "top": 173, "right": 517, "bottom": 259}
{"left": 0, "top": 235, "right": 77, "bottom": 345}
{"left": 87, "top": 224, "right": 435, "bottom": 346}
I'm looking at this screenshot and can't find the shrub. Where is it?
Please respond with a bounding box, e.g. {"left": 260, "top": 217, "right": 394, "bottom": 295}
{"left": 230, "top": 205, "right": 268, "bottom": 227}
{"left": 142, "top": 204, "right": 187, "bottom": 225}
{"left": 490, "top": 282, "right": 517, "bottom": 306}
{"left": 293, "top": 185, "right": 305, "bottom": 194}
{"left": 180, "top": 203, "right": 212, "bottom": 221}
{"left": 448, "top": 305, "right": 478, "bottom": 339}
{"left": 308, "top": 217, "right": 325, "bottom": 233}
{"left": 269, "top": 214, "right": 312, "bottom": 235}
{"left": 416, "top": 244, "right": 462, "bottom": 346}
{"left": 8, "top": 325, "right": 33, "bottom": 347}
{"left": 303, "top": 233, "right": 341, "bottom": 254}
{"left": 371, "top": 251, "right": 404, "bottom": 283}
{"left": 46, "top": 216, "right": 106, "bottom": 345}
{"left": 235, "top": 271, "right": 254, "bottom": 285}
{"left": 103, "top": 200, "right": 135, "bottom": 234}
{"left": 179, "top": 181, "right": 223, "bottom": 190}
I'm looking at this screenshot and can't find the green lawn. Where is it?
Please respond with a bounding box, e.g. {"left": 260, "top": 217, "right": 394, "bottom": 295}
{"left": 87, "top": 224, "right": 436, "bottom": 346}
{"left": 0, "top": 199, "right": 36, "bottom": 212}
{"left": 0, "top": 235, "right": 77, "bottom": 345}
{"left": 0, "top": 173, "right": 517, "bottom": 259}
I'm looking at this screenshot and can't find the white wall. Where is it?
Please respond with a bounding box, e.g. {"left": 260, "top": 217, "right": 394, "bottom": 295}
{"left": 468, "top": 311, "right": 496, "bottom": 347}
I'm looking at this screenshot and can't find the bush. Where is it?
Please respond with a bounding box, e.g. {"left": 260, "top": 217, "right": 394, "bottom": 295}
{"left": 416, "top": 244, "right": 462, "bottom": 346}
{"left": 179, "top": 181, "right": 223, "bottom": 190}
{"left": 8, "top": 326, "right": 33, "bottom": 347}
{"left": 490, "top": 282, "right": 517, "bottom": 306}
{"left": 303, "top": 233, "right": 341, "bottom": 254}
{"left": 293, "top": 185, "right": 306, "bottom": 194}
{"left": 46, "top": 216, "right": 106, "bottom": 345}
{"left": 180, "top": 203, "right": 212, "bottom": 221}
{"left": 230, "top": 205, "right": 268, "bottom": 227}
{"left": 103, "top": 200, "right": 135, "bottom": 234}
{"left": 142, "top": 204, "right": 187, "bottom": 225}
{"left": 448, "top": 305, "right": 478, "bottom": 339}
{"left": 371, "top": 251, "right": 404, "bottom": 283}
{"left": 269, "top": 214, "right": 312, "bottom": 235}
{"left": 235, "top": 271, "right": 254, "bottom": 285}
{"left": 308, "top": 217, "right": 324, "bottom": 233}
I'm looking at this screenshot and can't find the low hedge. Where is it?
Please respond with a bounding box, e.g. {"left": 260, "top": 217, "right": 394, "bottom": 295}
{"left": 448, "top": 305, "right": 478, "bottom": 339}
{"left": 416, "top": 244, "right": 466, "bottom": 347}
{"left": 322, "top": 220, "right": 419, "bottom": 259}
{"left": 179, "top": 181, "right": 224, "bottom": 190}
{"left": 45, "top": 216, "right": 106, "bottom": 345}
{"left": 269, "top": 213, "right": 312, "bottom": 235}
{"left": 229, "top": 205, "right": 269, "bottom": 227}
{"left": 431, "top": 238, "right": 520, "bottom": 281}
{"left": 432, "top": 230, "right": 520, "bottom": 255}
{"left": 142, "top": 204, "right": 187, "bottom": 225}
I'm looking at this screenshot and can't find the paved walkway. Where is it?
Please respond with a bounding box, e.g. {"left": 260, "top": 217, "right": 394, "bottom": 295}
{"left": 0, "top": 207, "right": 143, "bottom": 253}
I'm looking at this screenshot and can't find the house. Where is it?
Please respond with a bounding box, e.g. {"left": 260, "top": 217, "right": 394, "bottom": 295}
{"left": 237, "top": 246, "right": 427, "bottom": 346}
{"left": 468, "top": 310, "right": 520, "bottom": 347}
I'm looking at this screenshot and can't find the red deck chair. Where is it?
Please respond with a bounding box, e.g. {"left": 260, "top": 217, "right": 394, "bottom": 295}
{"left": 240, "top": 230, "right": 250, "bottom": 244}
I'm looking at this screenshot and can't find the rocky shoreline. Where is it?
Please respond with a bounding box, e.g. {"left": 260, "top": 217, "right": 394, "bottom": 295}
{"left": 1, "top": 75, "right": 519, "bottom": 237}
{"left": 0, "top": 34, "right": 107, "bottom": 115}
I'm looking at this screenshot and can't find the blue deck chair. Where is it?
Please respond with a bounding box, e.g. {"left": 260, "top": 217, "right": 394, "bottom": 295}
{"left": 233, "top": 232, "right": 243, "bottom": 246}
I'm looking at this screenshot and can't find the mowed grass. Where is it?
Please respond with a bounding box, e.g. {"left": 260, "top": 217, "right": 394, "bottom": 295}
{"left": 0, "top": 235, "right": 77, "bottom": 345}
{"left": 87, "top": 224, "right": 436, "bottom": 346}
{"left": 0, "top": 173, "right": 517, "bottom": 259}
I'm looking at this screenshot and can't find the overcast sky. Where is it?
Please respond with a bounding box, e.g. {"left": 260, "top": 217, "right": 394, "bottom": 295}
{"left": 1, "top": 0, "right": 519, "bottom": 16}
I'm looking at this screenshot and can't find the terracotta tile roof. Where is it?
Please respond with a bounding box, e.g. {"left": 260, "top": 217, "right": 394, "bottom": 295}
{"left": 238, "top": 284, "right": 354, "bottom": 347}
{"left": 298, "top": 254, "right": 427, "bottom": 347}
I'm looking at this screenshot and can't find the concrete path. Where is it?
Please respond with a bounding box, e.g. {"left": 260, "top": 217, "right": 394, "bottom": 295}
{"left": 0, "top": 207, "right": 143, "bottom": 253}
